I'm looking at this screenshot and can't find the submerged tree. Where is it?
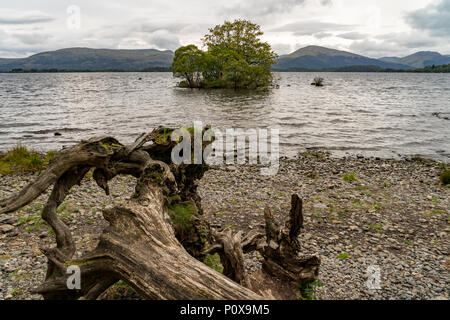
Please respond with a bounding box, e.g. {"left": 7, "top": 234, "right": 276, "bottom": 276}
{"left": 171, "top": 20, "right": 277, "bottom": 89}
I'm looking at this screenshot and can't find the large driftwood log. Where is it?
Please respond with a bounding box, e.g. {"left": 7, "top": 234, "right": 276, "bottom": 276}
{"left": 0, "top": 127, "right": 320, "bottom": 300}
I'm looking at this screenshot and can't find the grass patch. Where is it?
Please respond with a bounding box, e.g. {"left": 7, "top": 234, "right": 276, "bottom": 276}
{"left": 306, "top": 171, "right": 318, "bottom": 179}
{"left": 202, "top": 253, "right": 223, "bottom": 273}
{"left": 10, "top": 288, "right": 23, "bottom": 297}
{"left": 355, "top": 185, "right": 369, "bottom": 191}
{"left": 440, "top": 170, "right": 450, "bottom": 185}
{"left": 343, "top": 173, "right": 357, "bottom": 182}
{"left": 167, "top": 200, "right": 198, "bottom": 230}
{"left": 18, "top": 213, "right": 46, "bottom": 233}
{"left": 299, "top": 280, "right": 324, "bottom": 300}
{"left": 382, "top": 181, "right": 392, "bottom": 188}
{"left": 0, "top": 254, "right": 11, "bottom": 261}
{"left": 336, "top": 253, "right": 349, "bottom": 259}
{"left": 403, "top": 239, "right": 413, "bottom": 245}
{"left": 431, "top": 197, "right": 440, "bottom": 205}
{"left": 372, "top": 204, "right": 382, "bottom": 211}
{"left": 0, "top": 146, "right": 56, "bottom": 175}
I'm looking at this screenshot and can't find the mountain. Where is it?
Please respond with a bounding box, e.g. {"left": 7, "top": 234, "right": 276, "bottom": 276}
{"left": 379, "top": 51, "right": 450, "bottom": 68}
{"left": 273, "top": 45, "right": 413, "bottom": 70}
{"left": 2, "top": 45, "right": 448, "bottom": 72}
{"left": 0, "top": 47, "right": 174, "bottom": 72}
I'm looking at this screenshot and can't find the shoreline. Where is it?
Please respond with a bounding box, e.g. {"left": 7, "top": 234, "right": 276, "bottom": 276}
{"left": 0, "top": 153, "right": 448, "bottom": 300}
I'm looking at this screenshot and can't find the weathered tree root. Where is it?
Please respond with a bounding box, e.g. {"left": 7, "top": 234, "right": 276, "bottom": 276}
{"left": 0, "top": 127, "right": 320, "bottom": 300}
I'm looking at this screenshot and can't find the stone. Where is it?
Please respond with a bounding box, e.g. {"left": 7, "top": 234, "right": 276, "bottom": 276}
{"left": 0, "top": 225, "right": 14, "bottom": 234}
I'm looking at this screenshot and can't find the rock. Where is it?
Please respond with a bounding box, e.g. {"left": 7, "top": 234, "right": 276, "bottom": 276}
{"left": 0, "top": 225, "right": 14, "bottom": 234}
{"left": 0, "top": 216, "right": 16, "bottom": 225}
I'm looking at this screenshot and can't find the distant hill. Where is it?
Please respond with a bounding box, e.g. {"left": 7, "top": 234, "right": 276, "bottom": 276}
{"left": 1, "top": 45, "right": 449, "bottom": 73}
{"left": 273, "top": 45, "right": 413, "bottom": 71}
{"left": 379, "top": 51, "right": 450, "bottom": 68}
{"left": 0, "top": 47, "right": 174, "bottom": 72}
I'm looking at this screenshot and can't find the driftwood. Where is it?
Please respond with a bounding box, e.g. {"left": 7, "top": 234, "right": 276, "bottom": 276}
{"left": 0, "top": 127, "right": 320, "bottom": 300}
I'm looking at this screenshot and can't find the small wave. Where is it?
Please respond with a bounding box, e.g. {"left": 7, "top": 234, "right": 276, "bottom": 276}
{"left": 0, "top": 122, "right": 42, "bottom": 128}
{"left": 23, "top": 128, "right": 90, "bottom": 134}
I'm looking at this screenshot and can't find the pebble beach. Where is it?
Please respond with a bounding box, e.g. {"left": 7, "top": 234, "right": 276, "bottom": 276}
{"left": 0, "top": 152, "right": 448, "bottom": 300}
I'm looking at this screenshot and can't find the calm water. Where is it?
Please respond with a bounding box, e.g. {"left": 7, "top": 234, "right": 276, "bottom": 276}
{"left": 0, "top": 72, "right": 449, "bottom": 161}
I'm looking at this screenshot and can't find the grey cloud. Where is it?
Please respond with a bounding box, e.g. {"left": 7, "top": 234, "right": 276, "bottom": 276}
{"left": 146, "top": 30, "right": 181, "bottom": 50}
{"left": 375, "top": 32, "right": 439, "bottom": 49}
{"left": 348, "top": 40, "right": 408, "bottom": 58}
{"left": 220, "top": 0, "right": 307, "bottom": 20}
{"left": 0, "top": 9, "right": 54, "bottom": 25}
{"left": 271, "top": 43, "right": 292, "bottom": 55}
{"left": 405, "top": 0, "right": 450, "bottom": 37}
{"left": 320, "top": 0, "right": 333, "bottom": 6}
{"left": 219, "top": 0, "right": 334, "bottom": 22}
{"left": 269, "top": 21, "right": 353, "bottom": 36}
{"left": 11, "top": 32, "right": 52, "bottom": 45}
{"left": 313, "top": 32, "right": 333, "bottom": 39}
{"left": 336, "top": 32, "right": 367, "bottom": 40}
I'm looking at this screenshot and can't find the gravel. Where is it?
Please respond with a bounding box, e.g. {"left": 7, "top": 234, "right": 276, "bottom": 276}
{"left": 0, "top": 152, "right": 448, "bottom": 300}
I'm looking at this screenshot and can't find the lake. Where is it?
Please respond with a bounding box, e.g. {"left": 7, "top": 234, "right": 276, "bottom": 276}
{"left": 0, "top": 72, "right": 449, "bottom": 161}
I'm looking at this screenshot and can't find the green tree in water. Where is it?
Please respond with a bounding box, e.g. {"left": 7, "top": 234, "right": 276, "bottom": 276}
{"left": 171, "top": 45, "right": 205, "bottom": 88}
{"left": 171, "top": 20, "right": 277, "bottom": 89}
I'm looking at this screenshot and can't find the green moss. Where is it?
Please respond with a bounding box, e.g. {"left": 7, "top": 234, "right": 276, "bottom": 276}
{"left": 355, "top": 185, "right": 369, "bottom": 191}
{"left": 203, "top": 253, "right": 223, "bottom": 273}
{"left": 440, "top": 170, "right": 450, "bottom": 185}
{"left": 343, "top": 173, "right": 357, "bottom": 182}
{"left": 336, "top": 253, "right": 349, "bottom": 259}
{"left": 168, "top": 200, "right": 198, "bottom": 229}
{"left": 299, "top": 280, "right": 323, "bottom": 300}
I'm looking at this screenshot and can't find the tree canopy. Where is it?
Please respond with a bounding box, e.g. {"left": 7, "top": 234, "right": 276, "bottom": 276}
{"left": 171, "top": 20, "right": 277, "bottom": 89}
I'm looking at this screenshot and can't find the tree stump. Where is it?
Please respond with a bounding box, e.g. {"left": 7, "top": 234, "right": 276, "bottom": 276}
{"left": 0, "top": 127, "right": 320, "bottom": 300}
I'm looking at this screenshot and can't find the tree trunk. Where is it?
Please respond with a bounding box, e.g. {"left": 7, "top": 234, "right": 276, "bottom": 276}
{"left": 0, "top": 127, "right": 320, "bottom": 300}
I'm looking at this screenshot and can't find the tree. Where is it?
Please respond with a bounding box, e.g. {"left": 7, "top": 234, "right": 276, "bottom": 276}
{"left": 171, "top": 45, "right": 205, "bottom": 88}
{"left": 203, "top": 20, "right": 276, "bottom": 67}
{"left": 171, "top": 20, "right": 277, "bottom": 89}
{"left": 223, "top": 57, "right": 250, "bottom": 90}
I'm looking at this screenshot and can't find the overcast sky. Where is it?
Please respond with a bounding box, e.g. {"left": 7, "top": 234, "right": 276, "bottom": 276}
{"left": 1, "top": 0, "right": 449, "bottom": 58}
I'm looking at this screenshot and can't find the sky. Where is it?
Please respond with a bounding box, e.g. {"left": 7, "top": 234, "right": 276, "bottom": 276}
{"left": 0, "top": 0, "right": 449, "bottom": 58}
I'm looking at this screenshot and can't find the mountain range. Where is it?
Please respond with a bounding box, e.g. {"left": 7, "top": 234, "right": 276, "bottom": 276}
{"left": 1, "top": 45, "right": 449, "bottom": 72}
{"left": 379, "top": 51, "right": 450, "bottom": 68}
{"left": 273, "top": 46, "right": 450, "bottom": 71}
{"left": 0, "top": 47, "right": 174, "bottom": 72}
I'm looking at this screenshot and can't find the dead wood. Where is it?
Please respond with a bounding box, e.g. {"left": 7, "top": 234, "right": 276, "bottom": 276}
{"left": 0, "top": 126, "right": 320, "bottom": 300}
